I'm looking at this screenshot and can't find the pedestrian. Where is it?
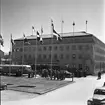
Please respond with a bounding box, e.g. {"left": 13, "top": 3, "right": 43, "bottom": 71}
{"left": 53, "top": 69, "right": 56, "bottom": 80}
{"left": 97, "top": 71, "right": 101, "bottom": 80}
{"left": 57, "top": 70, "right": 60, "bottom": 80}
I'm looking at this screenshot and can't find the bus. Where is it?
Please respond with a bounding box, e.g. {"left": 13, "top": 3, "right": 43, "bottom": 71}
{"left": 0, "top": 64, "right": 32, "bottom": 76}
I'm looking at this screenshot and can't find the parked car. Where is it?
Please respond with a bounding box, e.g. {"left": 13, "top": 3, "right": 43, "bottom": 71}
{"left": 0, "top": 82, "right": 7, "bottom": 90}
{"left": 87, "top": 87, "right": 105, "bottom": 105}
{"left": 64, "top": 71, "right": 73, "bottom": 78}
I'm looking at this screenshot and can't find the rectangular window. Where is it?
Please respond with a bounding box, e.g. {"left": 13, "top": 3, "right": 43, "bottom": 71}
{"left": 49, "top": 54, "right": 51, "bottom": 59}
{"left": 66, "top": 54, "right": 69, "bottom": 59}
{"left": 43, "top": 46, "right": 47, "bottom": 51}
{"left": 24, "top": 47, "right": 27, "bottom": 51}
{"left": 54, "top": 54, "right": 57, "bottom": 59}
{"left": 66, "top": 45, "right": 69, "bottom": 50}
{"left": 33, "top": 47, "right": 35, "bottom": 51}
{"left": 60, "top": 54, "right": 63, "bottom": 59}
{"left": 85, "top": 45, "right": 90, "bottom": 50}
{"left": 38, "top": 54, "right": 41, "bottom": 59}
{"left": 43, "top": 54, "right": 46, "bottom": 59}
{"left": 54, "top": 46, "right": 57, "bottom": 50}
{"left": 38, "top": 47, "right": 42, "bottom": 51}
{"left": 78, "top": 45, "right": 83, "bottom": 50}
{"left": 19, "top": 48, "right": 23, "bottom": 52}
{"left": 78, "top": 54, "right": 82, "bottom": 59}
{"left": 29, "top": 47, "right": 31, "bottom": 51}
{"left": 72, "top": 45, "right": 76, "bottom": 50}
{"left": 49, "top": 46, "right": 52, "bottom": 51}
{"left": 59, "top": 46, "right": 63, "bottom": 51}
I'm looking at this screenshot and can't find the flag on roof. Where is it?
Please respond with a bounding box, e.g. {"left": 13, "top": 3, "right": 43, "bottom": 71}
{"left": 11, "top": 34, "right": 15, "bottom": 45}
{"left": 0, "top": 34, "right": 4, "bottom": 46}
{"left": 36, "top": 31, "right": 40, "bottom": 41}
{"left": 40, "top": 26, "right": 43, "bottom": 44}
{"left": 51, "top": 20, "right": 62, "bottom": 41}
{"left": 32, "top": 26, "right": 35, "bottom": 31}
{"left": 62, "top": 20, "right": 64, "bottom": 23}
{"left": 86, "top": 20, "right": 88, "bottom": 24}
{"left": 23, "top": 33, "right": 30, "bottom": 44}
{"left": 73, "top": 21, "right": 75, "bottom": 26}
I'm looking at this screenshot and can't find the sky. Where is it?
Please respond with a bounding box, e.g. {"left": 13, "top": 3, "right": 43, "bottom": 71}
{"left": 0, "top": 0, "right": 105, "bottom": 53}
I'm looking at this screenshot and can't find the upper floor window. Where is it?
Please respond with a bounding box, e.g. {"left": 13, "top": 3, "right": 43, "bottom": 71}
{"left": 72, "top": 45, "right": 76, "bottom": 50}
{"left": 38, "top": 54, "right": 41, "bottom": 59}
{"left": 66, "top": 54, "right": 69, "bottom": 59}
{"left": 49, "top": 46, "right": 52, "bottom": 51}
{"left": 38, "top": 47, "right": 42, "bottom": 51}
{"left": 78, "top": 54, "right": 82, "bottom": 59}
{"left": 20, "top": 48, "right": 23, "bottom": 52}
{"left": 66, "top": 45, "right": 69, "bottom": 50}
{"left": 49, "top": 54, "right": 51, "bottom": 59}
{"left": 33, "top": 47, "right": 35, "bottom": 51}
{"left": 59, "top": 46, "right": 63, "bottom": 51}
{"left": 24, "top": 54, "right": 27, "bottom": 60}
{"left": 24, "top": 47, "right": 28, "bottom": 51}
{"left": 43, "top": 46, "right": 47, "bottom": 51}
{"left": 60, "top": 54, "right": 63, "bottom": 59}
{"left": 54, "top": 46, "right": 58, "bottom": 50}
{"left": 78, "top": 45, "right": 83, "bottom": 50}
{"left": 43, "top": 54, "right": 46, "bottom": 59}
{"left": 28, "top": 54, "right": 31, "bottom": 59}
{"left": 85, "top": 45, "right": 90, "bottom": 50}
{"left": 29, "top": 47, "right": 31, "bottom": 51}
{"left": 54, "top": 54, "right": 57, "bottom": 59}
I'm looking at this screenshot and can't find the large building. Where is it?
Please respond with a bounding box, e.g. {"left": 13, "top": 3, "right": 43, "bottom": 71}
{"left": 12, "top": 31, "right": 105, "bottom": 75}
{"left": 0, "top": 50, "right": 4, "bottom": 64}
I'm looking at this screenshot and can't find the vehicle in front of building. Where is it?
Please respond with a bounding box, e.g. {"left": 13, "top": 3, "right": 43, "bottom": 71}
{"left": 64, "top": 70, "right": 73, "bottom": 78}
{"left": 0, "top": 64, "right": 33, "bottom": 76}
{"left": 0, "top": 82, "right": 7, "bottom": 90}
{"left": 87, "top": 87, "right": 105, "bottom": 105}
{"left": 103, "top": 82, "right": 105, "bottom": 87}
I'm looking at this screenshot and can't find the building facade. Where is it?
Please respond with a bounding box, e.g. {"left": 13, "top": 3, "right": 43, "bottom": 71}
{"left": 0, "top": 50, "right": 4, "bottom": 64}
{"left": 12, "top": 32, "right": 105, "bottom": 75}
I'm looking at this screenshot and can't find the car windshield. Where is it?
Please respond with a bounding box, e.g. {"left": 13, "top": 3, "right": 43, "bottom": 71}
{"left": 94, "top": 89, "right": 105, "bottom": 95}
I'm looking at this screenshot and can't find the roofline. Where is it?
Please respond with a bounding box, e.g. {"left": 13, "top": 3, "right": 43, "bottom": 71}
{"left": 14, "top": 31, "right": 93, "bottom": 41}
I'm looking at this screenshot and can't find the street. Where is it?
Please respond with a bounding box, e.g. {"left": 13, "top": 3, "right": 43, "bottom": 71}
{"left": 1, "top": 74, "right": 105, "bottom": 105}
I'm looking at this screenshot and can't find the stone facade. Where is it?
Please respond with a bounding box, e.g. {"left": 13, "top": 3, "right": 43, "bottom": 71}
{"left": 12, "top": 32, "right": 105, "bottom": 75}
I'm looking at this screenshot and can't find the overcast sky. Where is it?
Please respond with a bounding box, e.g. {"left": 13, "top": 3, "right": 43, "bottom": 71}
{"left": 1, "top": 0, "right": 105, "bottom": 53}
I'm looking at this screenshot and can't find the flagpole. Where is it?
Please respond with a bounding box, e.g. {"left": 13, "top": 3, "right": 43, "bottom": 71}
{"left": 32, "top": 26, "right": 33, "bottom": 35}
{"left": 51, "top": 20, "right": 53, "bottom": 71}
{"left": 0, "top": 44, "right": 1, "bottom": 64}
{"left": 9, "top": 34, "right": 12, "bottom": 76}
{"left": 86, "top": 20, "right": 88, "bottom": 33}
{"left": 0, "top": 34, "right": 3, "bottom": 64}
{"left": 35, "top": 33, "right": 37, "bottom": 78}
{"left": 72, "top": 21, "right": 75, "bottom": 44}
{"left": 22, "top": 33, "right": 25, "bottom": 75}
{"left": 73, "top": 21, "right": 75, "bottom": 37}
{"left": 61, "top": 20, "right": 64, "bottom": 37}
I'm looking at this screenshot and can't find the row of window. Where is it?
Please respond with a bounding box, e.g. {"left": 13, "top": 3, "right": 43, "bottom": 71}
{"left": 18, "top": 53, "right": 91, "bottom": 60}
{"left": 95, "top": 54, "right": 105, "bottom": 61}
{"left": 14, "top": 44, "right": 91, "bottom": 52}
{"left": 94, "top": 46, "right": 105, "bottom": 55}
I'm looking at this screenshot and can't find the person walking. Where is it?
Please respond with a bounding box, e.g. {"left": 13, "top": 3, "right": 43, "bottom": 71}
{"left": 97, "top": 71, "right": 101, "bottom": 80}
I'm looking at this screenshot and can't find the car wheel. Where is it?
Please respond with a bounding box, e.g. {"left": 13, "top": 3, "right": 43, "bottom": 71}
{"left": 4, "top": 86, "right": 7, "bottom": 90}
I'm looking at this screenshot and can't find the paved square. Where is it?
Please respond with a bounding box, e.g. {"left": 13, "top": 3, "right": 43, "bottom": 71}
{"left": 1, "top": 76, "right": 73, "bottom": 94}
